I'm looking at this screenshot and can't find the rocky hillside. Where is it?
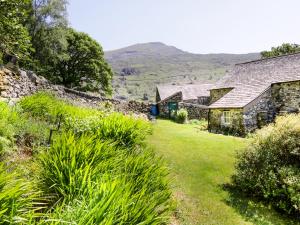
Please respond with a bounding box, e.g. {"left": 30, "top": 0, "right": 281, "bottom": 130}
{"left": 105, "top": 42, "right": 260, "bottom": 101}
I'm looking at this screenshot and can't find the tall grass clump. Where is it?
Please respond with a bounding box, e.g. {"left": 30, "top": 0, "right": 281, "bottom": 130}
{"left": 38, "top": 132, "right": 120, "bottom": 201}
{"left": 233, "top": 114, "right": 300, "bottom": 215}
{"left": 0, "top": 164, "right": 40, "bottom": 224}
{"left": 37, "top": 131, "right": 172, "bottom": 224}
{"left": 0, "top": 101, "right": 49, "bottom": 157}
{"left": 96, "top": 113, "right": 152, "bottom": 147}
{"left": 19, "top": 92, "right": 103, "bottom": 122}
{"left": 65, "top": 113, "right": 152, "bottom": 148}
{"left": 176, "top": 108, "right": 188, "bottom": 124}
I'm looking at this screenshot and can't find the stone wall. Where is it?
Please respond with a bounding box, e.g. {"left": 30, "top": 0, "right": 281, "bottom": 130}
{"left": 210, "top": 88, "right": 233, "bottom": 104}
{"left": 183, "top": 99, "right": 198, "bottom": 104}
{"left": 209, "top": 108, "right": 245, "bottom": 136}
{"left": 179, "top": 102, "right": 208, "bottom": 120}
{"left": 157, "top": 92, "right": 182, "bottom": 118}
{"left": 0, "top": 68, "right": 151, "bottom": 115}
{"left": 243, "top": 87, "right": 275, "bottom": 132}
{"left": 0, "top": 68, "right": 52, "bottom": 99}
{"left": 197, "top": 96, "right": 210, "bottom": 105}
{"left": 272, "top": 81, "right": 300, "bottom": 114}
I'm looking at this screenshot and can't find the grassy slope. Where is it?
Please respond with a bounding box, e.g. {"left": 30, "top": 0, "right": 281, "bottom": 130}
{"left": 105, "top": 42, "right": 260, "bottom": 101}
{"left": 147, "top": 120, "right": 299, "bottom": 225}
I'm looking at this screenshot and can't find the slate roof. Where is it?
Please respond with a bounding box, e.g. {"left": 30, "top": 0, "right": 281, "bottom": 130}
{"left": 209, "top": 53, "right": 300, "bottom": 108}
{"left": 157, "top": 83, "right": 213, "bottom": 102}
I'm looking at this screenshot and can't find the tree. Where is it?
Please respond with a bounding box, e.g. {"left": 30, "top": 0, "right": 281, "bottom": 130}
{"left": 25, "top": 0, "right": 69, "bottom": 72}
{"left": 0, "top": 0, "right": 32, "bottom": 63}
{"left": 55, "top": 29, "right": 113, "bottom": 95}
{"left": 261, "top": 43, "right": 300, "bottom": 59}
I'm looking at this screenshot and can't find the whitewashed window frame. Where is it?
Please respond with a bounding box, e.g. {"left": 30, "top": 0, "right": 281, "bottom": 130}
{"left": 221, "top": 111, "right": 232, "bottom": 126}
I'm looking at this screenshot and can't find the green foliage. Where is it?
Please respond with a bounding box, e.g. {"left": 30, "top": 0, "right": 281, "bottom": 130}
{"left": 233, "top": 114, "right": 300, "bottom": 215}
{"left": 0, "top": 93, "right": 172, "bottom": 224}
{"left": 38, "top": 132, "right": 118, "bottom": 201}
{"left": 25, "top": 0, "right": 69, "bottom": 70}
{"left": 37, "top": 130, "right": 171, "bottom": 224}
{"left": 261, "top": 43, "right": 300, "bottom": 59}
{"left": 189, "top": 119, "right": 208, "bottom": 130}
{"left": 0, "top": 0, "right": 32, "bottom": 62}
{"left": 19, "top": 92, "right": 103, "bottom": 121}
{"left": 176, "top": 108, "right": 188, "bottom": 124}
{"left": 0, "top": 163, "right": 39, "bottom": 224}
{"left": 54, "top": 29, "right": 113, "bottom": 94}
{"left": 64, "top": 113, "right": 152, "bottom": 148}
{"left": 0, "top": 100, "right": 50, "bottom": 158}
{"left": 95, "top": 113, "right": 152, "bottom": 147}
{"left": 148, "top": 120, "right": 300, "bottom": 224}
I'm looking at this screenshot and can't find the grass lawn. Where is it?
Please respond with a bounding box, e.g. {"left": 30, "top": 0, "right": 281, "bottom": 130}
{"left": 147, "top": 119, "right": 300, "bottom": 225}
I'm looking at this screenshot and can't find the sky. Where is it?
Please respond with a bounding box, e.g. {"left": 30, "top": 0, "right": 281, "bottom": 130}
{"left": 68, "top": 0, "right": 300, "bottom": 54}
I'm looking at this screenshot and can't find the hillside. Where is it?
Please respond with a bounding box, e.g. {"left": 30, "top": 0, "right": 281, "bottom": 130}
{"left": 105, "top": 42, "right": 260, "bottom": 101}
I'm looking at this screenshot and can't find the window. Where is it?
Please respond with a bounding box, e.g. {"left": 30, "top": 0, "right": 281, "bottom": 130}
{"left": 222, "top": 111, "right": 232, "bottom": 125}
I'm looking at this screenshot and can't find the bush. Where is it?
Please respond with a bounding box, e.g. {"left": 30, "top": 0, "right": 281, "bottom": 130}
{"left": 176, "top": 108, "right": 188, "bottom": 124}
{"left": 233, "top": 114, "right": 300, "bottom": 214}
{"left": 189, "top": 119, "right": 208, "bottom": 130}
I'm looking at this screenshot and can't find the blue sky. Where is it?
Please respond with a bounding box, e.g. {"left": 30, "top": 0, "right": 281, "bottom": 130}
{"left": 68, "top": 0, "right": 300, "bottom": 54}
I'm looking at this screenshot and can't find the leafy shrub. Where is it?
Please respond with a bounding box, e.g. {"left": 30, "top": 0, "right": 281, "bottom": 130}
{"left": 233, "top": 114, "right": 300, "bottom": 214}
{"left": 189, "top": 119, "right": 208, "bottom": 130}
{"left": 176, "top": 108, "right": 188, "bottom": 124}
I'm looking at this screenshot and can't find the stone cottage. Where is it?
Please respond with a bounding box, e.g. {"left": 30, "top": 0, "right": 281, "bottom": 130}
{"left": 156, "top": 84, "right": 213, "bottom": 119}
{"left": 208, "top": 53, "right": 300, "bottom": 136}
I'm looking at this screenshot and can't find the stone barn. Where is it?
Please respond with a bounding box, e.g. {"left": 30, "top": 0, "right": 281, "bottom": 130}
{"left": 208, "top": 53, "right": 300, "bottom": 136}
{"left": 155, "top": 84, "right": 213, "bottom": 119}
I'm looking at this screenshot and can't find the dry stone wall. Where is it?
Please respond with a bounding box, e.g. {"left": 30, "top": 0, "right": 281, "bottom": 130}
{"left": 272, "top": 81, "right": 300, "bottom": 114}
{"left": 0, "top": 67, "right": 151, "bottom": 115}
{"left": 179, "top": 102, "right": 208, "bottom": 120}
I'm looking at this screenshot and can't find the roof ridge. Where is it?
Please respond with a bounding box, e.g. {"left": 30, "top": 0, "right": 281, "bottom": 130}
{"left": 236, "top": 51, "right": 300, "bottom": 66}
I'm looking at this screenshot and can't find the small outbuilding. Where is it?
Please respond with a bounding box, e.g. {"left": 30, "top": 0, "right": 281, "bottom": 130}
{"left": 208, "top": 53, "right": 300, "bottom": 136}
{"left": 155, "top": 84, "right": 213, "bottom": 119}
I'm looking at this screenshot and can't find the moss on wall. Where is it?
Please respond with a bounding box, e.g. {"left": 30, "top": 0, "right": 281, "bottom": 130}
{"left": 210, "top": 88, "right": 233, "bottom": 104}
{"left": 209, "top": 108, "right": 245, "bottom": 136}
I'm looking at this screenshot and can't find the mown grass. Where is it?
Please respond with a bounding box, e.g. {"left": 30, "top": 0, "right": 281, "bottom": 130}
{"left": 0, "top": 92, "right": 173, "bottom": 224}
{"left": 148, "top": 119, "right": 299, "bottom": 225}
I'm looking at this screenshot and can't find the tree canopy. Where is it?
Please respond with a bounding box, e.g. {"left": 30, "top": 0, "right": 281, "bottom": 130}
{"left": 0, "top": 0, "right": 113, "bottom": 95}
{"left": 261, "top": 43, "right": 300, "bottom": 59}
{"left": 55, "top": 29, "right": 113, "bottom": 94}
{"left": 0, "top": 0, "right": 32, "bottom": 63}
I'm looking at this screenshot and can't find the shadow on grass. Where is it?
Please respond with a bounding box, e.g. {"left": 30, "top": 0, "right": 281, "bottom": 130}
{"left": 222, "top": 184, "right": 300, "bottom": 225}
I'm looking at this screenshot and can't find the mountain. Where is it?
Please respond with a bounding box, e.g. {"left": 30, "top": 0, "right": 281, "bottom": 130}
{"left": 105, "top": 42, "right": 260, "bottom": 101}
